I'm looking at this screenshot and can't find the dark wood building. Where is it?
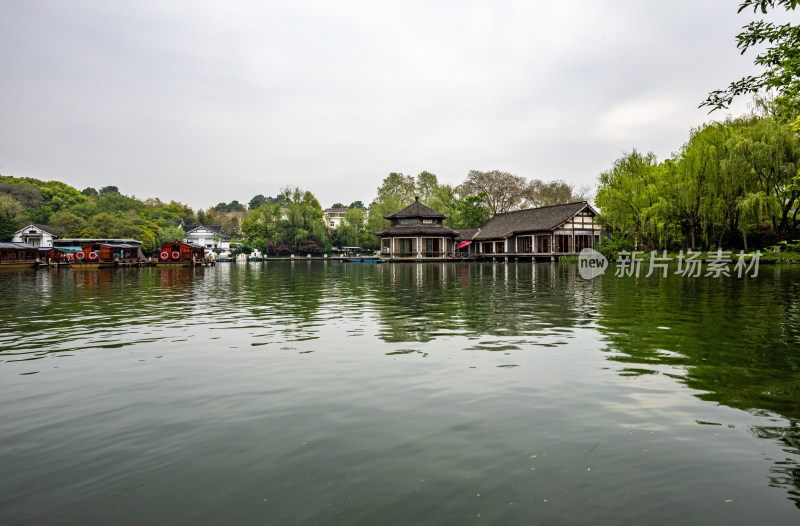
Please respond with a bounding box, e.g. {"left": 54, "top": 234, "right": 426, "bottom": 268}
{"left": 73, "top": 242, "right": 140, "bottom": 268}
{"left": 469, "top": 202, "right": 605, "bottom": 257}
{"left": 158, "top": 241, "right": 206, "bottom": 266}
{"left": 0, "top": 242, "right": 38, "bottom": 269}
{"left": 375, "top": 200, "right": 607, "bottom": 260}
{"left": 374, "top": 197, "right": 461, "bottom": 259}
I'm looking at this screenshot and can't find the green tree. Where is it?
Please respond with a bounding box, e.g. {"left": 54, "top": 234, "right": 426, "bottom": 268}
{"left": 0, "top": 194, "right": 25, "bottom": 241}
{"left": 377, "top": 172, "right": 416, "bottom": 203}
{"left": 158, "top": 225, "right": 185, "bottom": 244}
{"left": 99, "top": 186, "right": 119, "bottom": 197}
{"left": 96, "top": 193, "right": 144, "bottom": 216}
{"left": 248, "top": 195, "right": 268, "bottom": 210}
{"left": 415, "top": 171, "right": 439, "bottom": 202}
{"left": 49, "top": 211, "right": 87, "bottom": 237}
{"left": 455, "top": 193, "right": 491, "bottom": 228}
{"left": 277, "top": 187, "right": 329, "bottom": 253}
{"left": 81, "top": 187, "right": 98, "bottom": 198}
{"left": 703, "top": 0, "right": 800, "bottom": 111}
{"left": 242, "top": 202, "right": 282, "bottom": 253}
{"left": 348, "top": 200, "right": 365, "bottom": 209}
{"left": 334, "top": 208, "right": 367, "bottom": 247}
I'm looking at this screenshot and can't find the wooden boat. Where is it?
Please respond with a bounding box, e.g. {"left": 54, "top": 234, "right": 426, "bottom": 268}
{"left": 0, "top": 242, "right": 38, "bottom": 269}
{"left": 37, "top": 247, "right": 72, "bottom": 267}
{"left": 157, "top": 241, "right": 209, "bottom": 267}
{"left": 72, "top": 242, "right": 140, "bottom": 269}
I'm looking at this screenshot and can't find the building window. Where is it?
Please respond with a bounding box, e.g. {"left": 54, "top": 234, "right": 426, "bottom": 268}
{"left": 575, "top": 235, "right": 592, "bottom": 252}
{"left": 517, "top": 236, "right": 532, "bottom": 253}
{"left": 556, "top": 234, "right": 572, "bottom": 253}
{"left": 399, "top": 218, "right": 418, "bottom": 225}
{"left": 395, "top": 238, "right": 415, "bottom": 256}
{"left": 422, "top": 238, "right": 441, "bottom": 256}
{"left": 422, "top": 219, "right": 432, "bottom": 224}
{"left": 536, "top": 236, "right": 550, "bottom": 253}
{"left": 381, "top": 239, "right": 391, "bottom": 253}
{"left": 494, "top": 241, "right": 504, "bottom": 254}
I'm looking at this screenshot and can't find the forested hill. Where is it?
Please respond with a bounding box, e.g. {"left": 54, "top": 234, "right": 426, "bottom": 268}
{"left": 0, "top": 175, "right": 197, "bottom": 253}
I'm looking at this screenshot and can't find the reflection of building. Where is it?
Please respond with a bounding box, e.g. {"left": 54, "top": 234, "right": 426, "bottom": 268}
{"left": 374, "top": 198, "right": 460, "bottom": 259}
{"left": 11, "top": 224, "right": 65, "bottom": 248}
{"left": 183, "top": 225, "right": 231, "bottom": 251}
{"left": 375, "top": 200, "right": 608, "bottom": 260}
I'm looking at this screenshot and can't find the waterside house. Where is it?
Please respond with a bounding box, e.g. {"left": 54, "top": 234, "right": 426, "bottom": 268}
{"left": 374, "top": 197, "right": 461, "bottom": 260}
{"left": 0, "top": 242, "right": 38, "bottom": 268}
{"left": 375, "top": 200, "right": 607, "bottom": 261}
{"left": 183, "top": 225, "right": 231, "bottom": 252}
{"left": 11, "top": 224, "right": 65, "bottom": 248}
{"left": 469, "top": 201, "right": 605, "bottom": 257}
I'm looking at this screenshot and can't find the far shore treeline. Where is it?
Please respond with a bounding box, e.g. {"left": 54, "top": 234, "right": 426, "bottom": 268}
{"left": 3, "top": 104, "right": 800, "bottom": 260}
{"left": 0, "top": 171, "right": 588, "bottom": 255}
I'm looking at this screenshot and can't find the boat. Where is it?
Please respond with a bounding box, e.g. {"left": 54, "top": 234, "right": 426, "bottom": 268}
{"left": 157, "top": 241, "right": 209, "bottom": 267}
{"left": 72, "top": 242, "right": 140, "bottom": 269}
{"left": 0, "top": 242, "right": 38, "bottom": 269}
{"left": 343, "top": 256, "right": 380, "bottom": 263}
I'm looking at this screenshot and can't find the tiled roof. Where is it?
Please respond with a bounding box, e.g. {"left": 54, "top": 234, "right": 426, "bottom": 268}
{"left": 185, "top": 224, "right": 225, "bottom": 235}
{"left": 32, "top": 224, "right": 66, "bottom": 236}
{"left": 384, "top": 198, "right": 449, "bottom": 220}
{"left": 453, "top": 228, "right": 479, "bottom": 241}
{"left": 14, "top": 224, "right": 65, "bottom": 236}
{"left": 373, "top": 224, "right": 460, "bottom": 236}
{"left": 473, "top": 202, "right": 591, "bottom": 241}
{"left": 0, "top": 242, "right": 37, "bottom": 249}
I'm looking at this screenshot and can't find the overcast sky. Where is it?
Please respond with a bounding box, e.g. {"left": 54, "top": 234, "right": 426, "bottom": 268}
{"left": 0, "top": 1, "right": 789, "bottom": 210}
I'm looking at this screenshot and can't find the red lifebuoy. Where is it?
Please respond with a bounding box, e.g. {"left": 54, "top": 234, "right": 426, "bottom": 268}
{"left": 172, "top": 251, "right": 180, "bottom": 260}
{"left": 76, "top": 252, "right": 85, "bottom": 260}
{"left": 66, "top": 253, "right": 74, "bottom": 261}
{"left": 89, "top": 252, "right": 98, "bottom": 260}
{"left": 160, "top": 251, "right": 169, "bottom": 260}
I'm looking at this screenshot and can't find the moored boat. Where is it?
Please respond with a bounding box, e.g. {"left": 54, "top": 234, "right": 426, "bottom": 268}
{"left": 72, "top": 242, "right": 140, "bottom": 269}
{"left": 157, "top": 241, "right": 210, "bottom": 267}
{"left": 0, "top": 242, "right": 38, "bottom": 269}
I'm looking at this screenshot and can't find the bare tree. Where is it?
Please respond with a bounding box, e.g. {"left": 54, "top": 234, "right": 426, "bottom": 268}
{"left": 456, "top": 170, "right": 529, "bottom": 216}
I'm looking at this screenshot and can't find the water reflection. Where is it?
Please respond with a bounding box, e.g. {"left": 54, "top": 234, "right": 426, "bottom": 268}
{"left": 593, "top": 265, "right": 800, "bottom": 506}
{"left": 1, "top": 262, "right": 799, "bottom": 520}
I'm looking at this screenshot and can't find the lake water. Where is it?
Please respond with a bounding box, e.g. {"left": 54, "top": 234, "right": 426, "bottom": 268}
{"left": 1, "top": 262, "right": 799, "bottom": 525}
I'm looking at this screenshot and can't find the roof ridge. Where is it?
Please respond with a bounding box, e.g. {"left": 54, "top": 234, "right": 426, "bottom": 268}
{"left": 493, "top": 201, "right": 587, "bottom": 217}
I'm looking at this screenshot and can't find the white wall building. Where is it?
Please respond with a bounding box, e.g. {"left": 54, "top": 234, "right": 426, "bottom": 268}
{"left": 323, "top": 208, "right": 368, "bottom": 230}
{"left": 323, "top": 208, "right": 348, "bottom": 229}
{"left": 11, "top": 224, "right": 64, "bottom": 248}
{"left": 184, "top": 225, "right": 231, "bottom": 251}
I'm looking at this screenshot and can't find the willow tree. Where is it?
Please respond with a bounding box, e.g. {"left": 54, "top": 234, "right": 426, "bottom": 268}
{"left": 241, "top": 202, "right": 282, "bottom": 252}
{"left": 735, "top": 114, "right": 800, "bottom": 238}
{"left": 278, "top": 187, "right": 329, "bottom": 253}
{"left": 595, "top": 150, "right": 670, "bottom": 249}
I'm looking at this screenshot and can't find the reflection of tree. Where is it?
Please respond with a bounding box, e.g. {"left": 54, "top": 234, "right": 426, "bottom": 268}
{"left": 594, "top": 268, "right": 800, "bottom": 507}
{"left": 371, "top": 262, "right": 600, "bottom": 344}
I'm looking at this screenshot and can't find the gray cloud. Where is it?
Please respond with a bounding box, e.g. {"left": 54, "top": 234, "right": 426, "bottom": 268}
{"left": 0, "top": 0, "right": 785, "bottom": 209}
